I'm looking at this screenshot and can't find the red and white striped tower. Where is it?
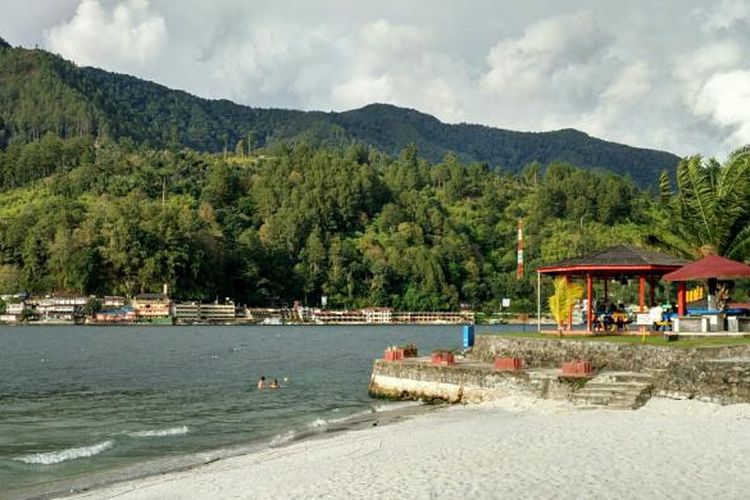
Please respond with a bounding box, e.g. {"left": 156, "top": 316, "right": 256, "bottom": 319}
{"left": 516, "top": 219, "right": 524, "bottom": 279}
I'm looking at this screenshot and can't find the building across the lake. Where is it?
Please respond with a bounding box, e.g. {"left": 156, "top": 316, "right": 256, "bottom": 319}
{"left": 132, "top": 293, "right": 172, "bottom": 324}
{"left": 173, "top": 301, "right": 237, "bottom": 323}
{"left": 35, "top": 296, "right": 88, "bottom": 323}
{"left": 1, "top": 288, "right": 475, "bottom": 326}
{"left": 91, "top": 306, "right": 137, "bottom": 324}
{"left": 309, "top": 307, "right": 474, "bottom": 325}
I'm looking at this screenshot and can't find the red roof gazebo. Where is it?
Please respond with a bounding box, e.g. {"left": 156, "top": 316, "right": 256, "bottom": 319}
{"left": 536, "top": 245, "right": 688, "bottom": 332}
{"left": 662, "top": 254, "right": 750, "bottom": 315}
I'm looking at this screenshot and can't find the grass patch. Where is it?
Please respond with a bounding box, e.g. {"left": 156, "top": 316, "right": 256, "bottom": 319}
{"left": 483, "top": 332, "right": 750, "bottom": 348}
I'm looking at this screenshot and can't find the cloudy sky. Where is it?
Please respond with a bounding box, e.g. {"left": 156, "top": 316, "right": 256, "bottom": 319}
{"left": 2, "top": 0, "right": 749, "bottom": 158}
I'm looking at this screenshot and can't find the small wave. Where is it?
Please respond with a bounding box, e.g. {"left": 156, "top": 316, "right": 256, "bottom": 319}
{"left": 372, "top": 401, "right": 423, "bottom": 413}
{"left": 128, "top": 426, "right": 189, "bottom": 438}
{"left": 16, "top": 441, "right": 113, "bottom": 465}
{"left": 269, "top": 430, "right": 297, "bottom": 447}
{"left": 307, "top": 411, "right": 371, "bottom": 429}
{"left": 309, "top": 418, "right": 329, "bottom": 429}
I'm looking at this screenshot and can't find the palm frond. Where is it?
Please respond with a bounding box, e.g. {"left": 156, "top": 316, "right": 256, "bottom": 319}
{"left": 548, "top": 276, "right": 584, "bottom": 329}
{"left": 658, "top": 170, "right": 671, "bottom": 205}
{"left": 675, "top": 156, "right": 716, "bottom": 247}
{"left": 726, "top": 223, "right": 750, "bottom": 261}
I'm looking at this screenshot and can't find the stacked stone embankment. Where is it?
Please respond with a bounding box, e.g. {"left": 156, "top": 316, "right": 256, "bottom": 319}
{"left": 369, "top": 335, "right": 750, "bottom": 407}
{"left": 472, "top": 336, "right": 750, "bottom": 403}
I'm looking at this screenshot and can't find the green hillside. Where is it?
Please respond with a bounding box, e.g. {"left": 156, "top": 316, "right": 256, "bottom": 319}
{"left": 0, "top": 42, "right": 679, "bottom": 185}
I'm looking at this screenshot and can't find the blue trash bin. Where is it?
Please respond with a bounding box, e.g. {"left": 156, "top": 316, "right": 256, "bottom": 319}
{"left": 462, "top": 325, "right": 475, "bottom": 349}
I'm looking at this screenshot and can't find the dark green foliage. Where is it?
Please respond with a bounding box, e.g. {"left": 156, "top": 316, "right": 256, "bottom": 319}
{"left": 0, "top": 136, "right": 690, "bottom": 310}
{"left": 0, "top": 45, "right": 678, "bottom": 187}
{"left": 333, "top": 105, "right": 679, "bottom": 187}
{"left": 1, "top": 43, "right": 742, "bottom": 311}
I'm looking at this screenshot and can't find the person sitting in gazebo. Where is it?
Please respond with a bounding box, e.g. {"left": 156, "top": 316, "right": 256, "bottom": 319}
{"left": 649, "top": 303, "right": 665, "bottom": 332}
{"left": 591, "top": 312, "right": 604, "bottom": 332}
{"left": 612, "top": 303, "right": 629, "bottom": 331}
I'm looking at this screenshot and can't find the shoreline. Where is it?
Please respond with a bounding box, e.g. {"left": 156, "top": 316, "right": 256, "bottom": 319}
{"left": 9, "top": 402, "right": 438, "bottom": 500}
{"left": 51, "top": 396, "right": 750, "bottom": 499}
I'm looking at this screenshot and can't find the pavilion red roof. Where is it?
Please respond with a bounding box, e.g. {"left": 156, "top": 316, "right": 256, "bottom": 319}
{"left": 662, "top": 254, "right": 750, "bottom": 281}
{"left": 537, "top": 244, "right": 687, "bottom": 277}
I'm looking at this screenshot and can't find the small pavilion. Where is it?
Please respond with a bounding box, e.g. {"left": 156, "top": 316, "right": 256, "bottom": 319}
{"left": 662, "top": 254, "right": 750, "bottom": 315}
{"left": 536, "top": 245, "right": 688, "bottom": 333}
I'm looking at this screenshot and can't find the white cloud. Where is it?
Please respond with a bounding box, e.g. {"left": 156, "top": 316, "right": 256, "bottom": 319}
{"left": 328, "top": 20, "right": 468, "bottom": 121}
{"left": 701, "top": 0, "right": 750, "bottom": 31}
{"left": 674, "top": 40, "right": 743, "bottom": 104}
{"left": 480, "top": 12, "right": 609, "bottom": 97}
{"left": 45, "top": 0, "right": 167, "bottom": 71}
{"left": 694, "top": 70, "right": 750, "bottom": 149}
{"left": 332, "top": 75, "right": 394, "bottom": 109}
{"left": 600, "top": 61, "right": 651, "bottom": 104}
{"left": 12, "top": 0, "right": 749, "bottom": 158}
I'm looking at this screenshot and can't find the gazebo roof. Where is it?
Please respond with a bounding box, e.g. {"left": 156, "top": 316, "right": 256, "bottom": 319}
{"left": 537, "top": 244, "right": 688, "bottom": 277}
{"left": 662, "top": 254, "right": 750, "bottom": 281}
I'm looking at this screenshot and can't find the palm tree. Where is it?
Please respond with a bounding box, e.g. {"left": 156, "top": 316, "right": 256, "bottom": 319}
{"left": 548, "top": 276, "right": 584, "bottom": 335}
{"left": 661, "top": 147, "right": 750, "bottom": 261}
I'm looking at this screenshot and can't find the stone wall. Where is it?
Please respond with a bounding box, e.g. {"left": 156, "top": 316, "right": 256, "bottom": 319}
{"left": 657, "top": 359, "right": 750, "bottom": 404}
{"left": 369, "top": 337, "right": 750, "bottom": 405}
{"left": 471, "top": 335, "right": 750, "bottom": 372}
{"left": 369, "top": 359, "right": 575, "bottom": 403}
{"left": 471, "top": 335, "right": 750, "bottom": 403}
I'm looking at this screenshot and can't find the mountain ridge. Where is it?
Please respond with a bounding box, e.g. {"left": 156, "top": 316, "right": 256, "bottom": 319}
{"left": 0, "top": 42, "right": 680, "bottom": 185}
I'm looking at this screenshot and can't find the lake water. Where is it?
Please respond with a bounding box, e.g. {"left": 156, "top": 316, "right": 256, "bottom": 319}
{"left": 0, "top": 324, "right": 522, "bottom": 498}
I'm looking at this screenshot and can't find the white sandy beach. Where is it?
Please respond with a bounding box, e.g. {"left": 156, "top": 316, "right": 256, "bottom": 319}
{"left": 64, "top": 397, "right": 750, "bottom": 500}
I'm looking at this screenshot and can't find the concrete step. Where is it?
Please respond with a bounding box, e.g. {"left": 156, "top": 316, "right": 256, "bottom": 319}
{"left": 571, "top": 373, "right": 653, "bottom": 410}
{"left": 571, "top": 389, "right": 645, "bottom": 400}
{"left": 594, "top": 371, "right": 655, "bottom": 384}
{"left": 582, "top": 381, "right": 651, "bottom": 390}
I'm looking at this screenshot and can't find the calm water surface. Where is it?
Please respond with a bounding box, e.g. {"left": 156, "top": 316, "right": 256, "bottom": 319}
{"left": 0, "top": 324, "right": 520, "bottom": 497}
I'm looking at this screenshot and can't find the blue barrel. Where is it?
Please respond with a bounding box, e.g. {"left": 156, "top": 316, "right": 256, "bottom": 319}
{"left": 462, "top": 325, "right": 475, "bottom": 349}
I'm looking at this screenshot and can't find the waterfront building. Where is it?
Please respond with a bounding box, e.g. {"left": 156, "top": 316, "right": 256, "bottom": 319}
{"left": 311, "top": 309, "right": 366, "bottom": 324}
{"left": 392, "top": 311, "right": 475, "bottom": 324}
{"left": 132, "top": 293, "right": 172, "bottom": 322}
{"left": 362, "top": 307, "right": 392, "bottom": 323}
{"left": 173, "top": 302, "right": 237, "bottom": 323}
{"left": 6, "top": 302, "right": 26, "bottom": 316}
{"left": 1, "top": 301, "right": 28, "bottom": 323}
{"left": 35, "top": 296, "right": 88, "bottom": 323}
{"left": 103, "top": 296, "right": 127, "bottom": 307}
{"left": 92, "top": 306, "right": 137, "bottom": 324}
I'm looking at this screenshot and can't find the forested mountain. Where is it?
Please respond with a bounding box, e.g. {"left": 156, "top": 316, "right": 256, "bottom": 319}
{"left": 0, "top": 42, "right": 678, "bottom": 185}
{"left": 0, "top": 138, "right": 674, "bottom": 310}
{"left": 5, "top": 39, "right": 743, "bottom": 312}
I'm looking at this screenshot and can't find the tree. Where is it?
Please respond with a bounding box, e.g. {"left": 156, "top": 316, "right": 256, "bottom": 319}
{"left": 235, "top": 138, "right": 247, "bottom": 156}
{"left": 665, "top": 148, "right": 750, "bottom": 259}
{"left": 548, "top": 276, "right": 583, "bottom": 335}
{"left": 83, "top": 297, "right": 102, "bottom": 317}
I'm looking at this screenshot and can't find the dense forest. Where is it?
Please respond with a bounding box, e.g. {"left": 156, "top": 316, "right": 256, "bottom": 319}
{"left": 2, "top": 132, "right": 747, "bottom": 311}
{"left": 1, "top": 39, "right": 748, "bottom": 312}
{"left": 0, "top": 41, "right": 679, "bottom": 186}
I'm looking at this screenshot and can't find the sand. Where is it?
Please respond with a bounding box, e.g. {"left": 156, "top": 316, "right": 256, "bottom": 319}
{"left": 63, "top": 397, "right": 750, "bottom": 499}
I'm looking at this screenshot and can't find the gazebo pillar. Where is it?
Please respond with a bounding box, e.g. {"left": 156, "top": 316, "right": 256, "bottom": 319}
{"left": 586, "top": 274, "right": 593, "bottom": 331}
{"left": 638, "top": 275, "right": 646, "bottom": 312}
{"left": 677, "top": 282, "right": 686, "bottom": 316}
{"left": 536, "top": 271, "right": 541, "bottom": 333}
{"left": 566, "top": 275, "right": 573, "bottom": 331}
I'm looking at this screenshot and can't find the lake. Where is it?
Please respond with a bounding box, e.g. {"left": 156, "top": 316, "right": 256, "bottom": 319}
{"left": 0, "top": 324, "right": 523, "bottom": 498}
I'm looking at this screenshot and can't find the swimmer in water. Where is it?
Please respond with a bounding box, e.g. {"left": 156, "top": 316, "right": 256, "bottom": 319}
{"left": 257, "top": 376, "right": 266, "bottom": 390}
{"left": 269, "top": 378, "right": 279, "bottom": 389}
